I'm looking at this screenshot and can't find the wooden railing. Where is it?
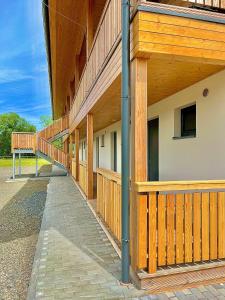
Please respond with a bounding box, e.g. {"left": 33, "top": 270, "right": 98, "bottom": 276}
{"left": 71, "top": 158, "right": 76, "bottom": 179}
{"left": 11, "top": 132, "right": 36, "bottom": 152}
{"left": 135, "top": 180, "right": 225, "bottom": 274}
{"left": 79, "top": 161, "right": 87, "bottom": 195}
{"left": 39, "top": 114, "right": 69, "bottom": 141}
{"left": 38, "top": 137, "right": 68, "bottom": 168}
{"left": 96, "top": 168, "right": 122, "bottom": 242}
{"left": 69, "top": 0, "right": 121, "bottom": 125}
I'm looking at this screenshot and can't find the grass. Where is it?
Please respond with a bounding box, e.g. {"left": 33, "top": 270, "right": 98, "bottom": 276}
{"left": 0, "top": 158, "right": 51, "bottom": 167}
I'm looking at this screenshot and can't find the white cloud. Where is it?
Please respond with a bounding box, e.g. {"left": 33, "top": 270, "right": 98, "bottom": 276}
{"left": 0, "top": 69, "right": 33, "bottom": 84}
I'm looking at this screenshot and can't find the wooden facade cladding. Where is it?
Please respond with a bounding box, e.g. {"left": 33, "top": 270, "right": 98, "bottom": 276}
{"left": 132, "top": 10, "right": 225, "bottom": 64}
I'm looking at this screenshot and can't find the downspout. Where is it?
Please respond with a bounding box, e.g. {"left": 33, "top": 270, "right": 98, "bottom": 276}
{"left": 121, "top": 0, "right": 130, "bottom": 284}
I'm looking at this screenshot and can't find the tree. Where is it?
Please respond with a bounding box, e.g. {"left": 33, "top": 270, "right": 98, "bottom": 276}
{"left": 0, "top": 113, "right": 36, "bottom": 156}
{"left": 40, "top": 115, "right": 53, "bottom": 129}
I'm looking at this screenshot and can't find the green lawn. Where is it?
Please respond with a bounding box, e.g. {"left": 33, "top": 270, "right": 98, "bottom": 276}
{"left": 0, "top": 157, "right": 50, "bottom": 167}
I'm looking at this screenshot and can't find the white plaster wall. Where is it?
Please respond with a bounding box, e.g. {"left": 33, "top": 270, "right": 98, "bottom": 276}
{"left": 147, "top": 69, "right": 225, "bottom": 180}
{"left": 78, "top": 69, "right": 225, "bottom": 180}
{"left": 79, "top": 121, "right": 122, "bottom": 173}
{"left": 93, "top": 121, "right": 121, "bottom": 172}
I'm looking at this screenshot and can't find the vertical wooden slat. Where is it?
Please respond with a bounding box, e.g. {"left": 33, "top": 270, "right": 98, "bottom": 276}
{"left": 137, "top": 194, "right": 148, "bottom": 269}
{"left": 158, "top": 194, "right": 166, "bottom": 266}
{"left": 167, "top": 194, "right": 175, "bottom": 265}
{"left": 202, "top": 192, "right": 210, "bottom": 261}
{"left": 218, "top": 192, "right": 225, "bottom": 258}
{"left": 210, "top": 192, "right": 218, "bottom": 260}
{"left": 118, "top": 183, "right": 121, "bottom": 241}
{"left": 185, "top": 193, "right": 193, "bottom": 263}
{"left": 176, "top": 193, "right": 184, "bottom": 264}
{"left": 148, "top": 192, "right": 157, "bottom": 273}
{"left": 193, "top": 192, "right": 201, "bottom": 262}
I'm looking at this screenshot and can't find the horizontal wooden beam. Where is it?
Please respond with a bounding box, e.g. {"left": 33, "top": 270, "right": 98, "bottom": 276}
{"left": 135, "top": 180, "right": 225, "bottom": 192}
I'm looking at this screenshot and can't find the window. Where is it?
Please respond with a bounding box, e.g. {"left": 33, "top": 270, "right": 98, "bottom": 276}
{"left": 181, "top": 104, "right": 196, "bottom": 137}
{"left": 111, "top": 132, "right": 117, "bottom": 172}
{"left": 101, "top": 135, "right": 105, "bottom": 147}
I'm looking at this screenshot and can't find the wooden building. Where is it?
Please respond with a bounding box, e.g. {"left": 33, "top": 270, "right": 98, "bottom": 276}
{"left": 11, "top": 0, "right": 225, "bottom": 292}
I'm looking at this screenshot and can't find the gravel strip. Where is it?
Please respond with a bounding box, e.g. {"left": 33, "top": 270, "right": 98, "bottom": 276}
{"left": 0, "top": 166, "right": 51, "bottom": 300}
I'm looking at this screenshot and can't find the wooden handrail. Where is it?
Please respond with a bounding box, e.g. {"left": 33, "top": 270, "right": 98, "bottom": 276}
{"left": 96, "top": 168, "right": 121, "bottom": 184}
{"left": 135, "top": 180, "right": 225, "bottom": 192}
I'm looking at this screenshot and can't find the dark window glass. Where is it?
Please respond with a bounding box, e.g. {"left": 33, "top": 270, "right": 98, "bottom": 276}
{"left": 96, "top": 137, "right": 99, "bottom": 168}
{"left": 113, "top": 132, "right": 117, "bottom": 172}
{"left": 181, "top": 104, "right": 196, "bottom": 137}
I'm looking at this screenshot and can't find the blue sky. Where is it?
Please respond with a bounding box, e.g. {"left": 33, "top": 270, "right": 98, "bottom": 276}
{"left": 0, "top": 0, "right": 51, "bottom": 130}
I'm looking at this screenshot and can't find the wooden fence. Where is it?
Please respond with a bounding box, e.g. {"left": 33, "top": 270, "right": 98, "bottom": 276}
{"left": 38, "top": 137, "right": 68, "bottom": 168}
{"left": 79, "top": 161, "right": 87, "bottom": 195}
{"left": 135, "top": 181, "right": 225, "bottom": 274}
{"left": 96, "top": 168, "right": 122, "bottom": 242}
{"left": 39, "top": 114, "right": 69, "bottom": 141}
{"left": 69, "top": 0, "right": 121, "bottom": 125}
{"left": 11, "top": 132, "right": 36, "bottom": 152}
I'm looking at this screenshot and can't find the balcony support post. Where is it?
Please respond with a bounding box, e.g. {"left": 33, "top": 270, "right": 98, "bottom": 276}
{"left": 12, "top": 152, "right": 16, "bottom": 180}
{"left": 130, "top": 58, "right": 148, "bottom": 272}
{"left": 87, "top": 114, "right": 93, "bottom": 199}
{"left": 35, "top": 155, "right": 38, "bottom": 177}
{"left": 69, "top": 132, "right": 75, "bottom": 170}
{"left": 18, "top": 153, "right": 21, "bottom": 176}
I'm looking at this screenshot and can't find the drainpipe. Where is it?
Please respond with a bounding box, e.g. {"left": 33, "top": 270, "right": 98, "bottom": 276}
{"left": 121, "top": 0, "right": 130, "bottom": 284}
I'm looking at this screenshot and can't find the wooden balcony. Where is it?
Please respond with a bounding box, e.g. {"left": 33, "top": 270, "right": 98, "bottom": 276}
{"left": 69, "top": 0, "right": 121, "bottom": 131}
{"left": 132, "top": 1, "right": 225, "bottom": 64}
{"left": 132, "top": 180, "right": 225, "bottom": 291}
{"left": 11, "top": 132, "right": 36, "bottom": 153}
{"left": 68, "top": 0, "right": 225, "bottom": 136}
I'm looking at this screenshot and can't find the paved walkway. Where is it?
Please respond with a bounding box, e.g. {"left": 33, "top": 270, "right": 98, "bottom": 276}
{"left": 27, "top": 176, "right": 144, "bottom": 299}
{"left": 27, "top": 176, "right": 225, "bottom": 300}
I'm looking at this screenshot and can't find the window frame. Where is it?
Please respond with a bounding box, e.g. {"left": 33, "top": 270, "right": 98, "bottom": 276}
{"left": 180, "top": 104, "right": 196, "bottom": 138}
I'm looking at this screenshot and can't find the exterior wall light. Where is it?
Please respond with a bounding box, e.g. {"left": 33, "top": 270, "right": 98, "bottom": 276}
{"left": 203, "top": 88, "right": 209, "bottom": 97}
